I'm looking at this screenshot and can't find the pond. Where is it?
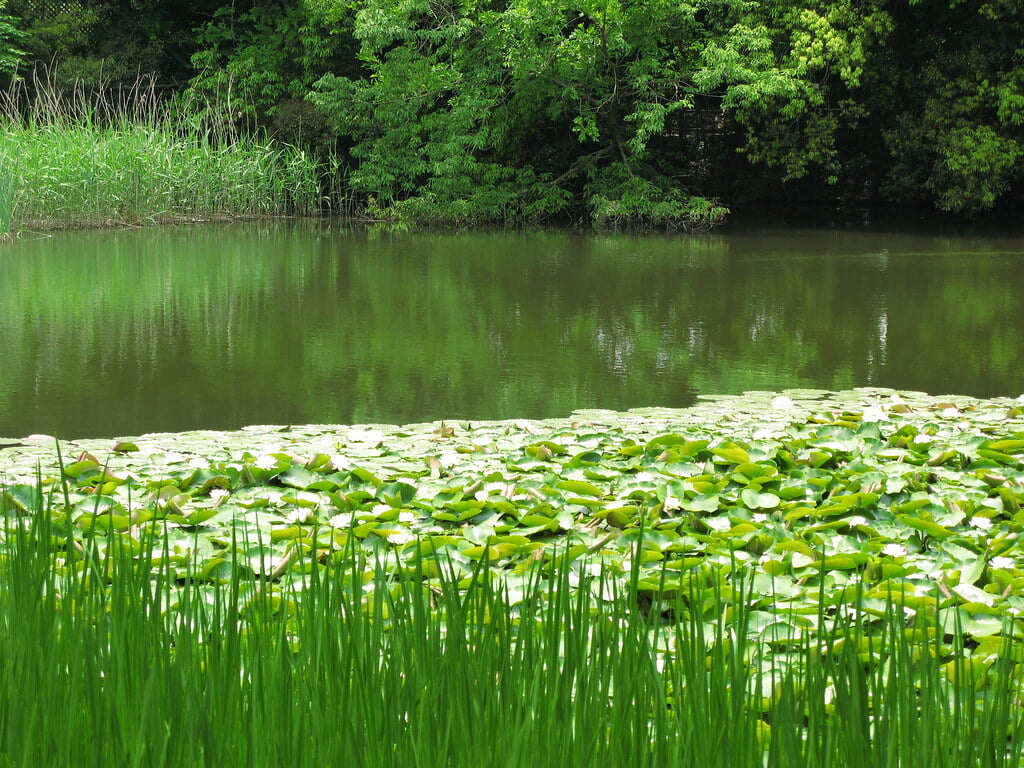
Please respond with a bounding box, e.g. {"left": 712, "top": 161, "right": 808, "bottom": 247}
{"left": 1, "top": 220, "right": 1022, "bottom": 439}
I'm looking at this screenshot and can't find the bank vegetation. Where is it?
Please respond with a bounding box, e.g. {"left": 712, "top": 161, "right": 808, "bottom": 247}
{"left": 0, "top": 0, "right": 1021, "bottom": 232}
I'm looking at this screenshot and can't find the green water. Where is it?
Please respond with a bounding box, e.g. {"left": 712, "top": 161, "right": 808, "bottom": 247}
{"left": 1, "top": 221, "right": 1022, "bottom": 439}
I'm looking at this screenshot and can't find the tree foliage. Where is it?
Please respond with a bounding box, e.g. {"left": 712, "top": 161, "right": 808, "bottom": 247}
{"left": 0, "top": 0, "right": 24, "bottom": 75}
{"left": 874, "top": 0, "right": 1024, "bottom": 212}
{"left": 1, "top": 0, "right": 1021, "bottom": 222}
{"left": 309, "top": 0, "right": 811, "bottom": 225}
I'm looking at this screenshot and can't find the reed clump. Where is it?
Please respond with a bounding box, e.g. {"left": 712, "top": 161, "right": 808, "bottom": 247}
{"left": 0, "top": 72, "right": 322, "bottom": 234}
{"left": 1, "top": 488, "right": 1022, "bottom": 768}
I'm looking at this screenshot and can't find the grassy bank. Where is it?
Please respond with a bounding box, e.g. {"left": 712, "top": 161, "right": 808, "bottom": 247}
{"left": 2, "top": 388, "right": 1024, "bottom": 764}
{"left": 0, "top": 76, "right": 322, "bottom": 234}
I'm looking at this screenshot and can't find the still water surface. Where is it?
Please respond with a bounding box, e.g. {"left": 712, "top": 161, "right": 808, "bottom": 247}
{"left": 1, "top": 222, "right": 1022, "bottom": 438}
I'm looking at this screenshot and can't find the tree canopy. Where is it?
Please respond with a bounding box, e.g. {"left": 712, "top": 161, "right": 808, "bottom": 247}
{"left": 3, "top": 0, "right": 1022, "bottom": 225}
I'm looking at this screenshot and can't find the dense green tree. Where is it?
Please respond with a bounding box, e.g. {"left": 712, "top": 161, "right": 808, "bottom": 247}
{"left": 724, "top": 0, "right": 1024, "bottom": 213}
{"left": 0, "top": 1, "right": 24, "bottom": 76}
{"left": 308, "top": 0, "right": 840, "bottom": 226}
{"left": 306, "top": 0, "right": 963, "bottom": 225}
{"left": 2, "top": 0, "right": 1021, "bottom": 220}
{"left": 715, "top": 0, "right": 893, "bottom": 192}
{"left": 185, "top": 0, "right": 359, "bottom": 145}
{"left": 873, "top": 0, "right": 1024, "bottom": 213}
{"left": 5, "top": 0, "right": 212, "bottom": 87}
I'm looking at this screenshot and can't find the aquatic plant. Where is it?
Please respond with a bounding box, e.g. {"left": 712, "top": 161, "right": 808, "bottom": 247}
{"left": 2, "top": 389, "right": 1024, "bottom": 765}
{"left": 0, "top": 71, "right": 322, "bottom": 231}
{"left": 1, "top": 487, "right": 1023, "bottom": 767}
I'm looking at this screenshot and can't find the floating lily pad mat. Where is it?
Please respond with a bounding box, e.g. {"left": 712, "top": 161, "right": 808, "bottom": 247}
{"left": 3, "top": 387, "right": 1024, "bottom": 657}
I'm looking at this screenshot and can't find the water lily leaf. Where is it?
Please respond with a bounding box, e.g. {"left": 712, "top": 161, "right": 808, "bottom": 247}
{"left": 986, "top": 438, "right": 1024, "bottom": 454}
{"left": 197, "top": 557, "right": 235, "bottom": 582}
{"left": 555, "top": 480, "right": 603, "bottom": 498}
{"left": 644, "top": 434, "right": 688, "bottom": 454}
{"left": 976, "top": 449, "right": 1016, "bottom": 465}
{"left": 279, "top": 466, "right": 319, "bottom": 490}
{"left": 961, "top": 616, "right": 1004, "bottom": 639}
{"left": 566, "top": 451, "right": 603, "bottom": 468}
{"left": 379, "top": 481, "right": 417, "bottom": 506}
{"left": 271, "top": 526, "right": 306, "bottom": 541}
{"left": 281, "top": 490, "right": 322, "bottom": 508}
{"left": 998, "top": 487, "right": 1020, "bottom": 514}
{"left": 0, "top": 484, "right": 39, "bottom": 514}
{"left": 64, "top": 459, "right": 100, "bottom": 478}
{"left": 897, "top": 514, "right": 955, "bottom": 540}
{"left": 526, "top": 441, "right": 566, "bottom": 459}
{"left": 434, "top": 500, "right": 485, "bottom": 522}
{"left": 194, "top": 473, "right": 231, "bottom": 496}
{"left": 79, "top": 513, "right": 132, "bottom": 532}
{"left": 952, "top": 583, "right": 995, "bottom": 607}
{"left": 957, "top": 556, "right": 987, "bottom": 586}
{"left": 818, "top": 555, "right": 864, "bottom": 571}
{"left": 305, "top": 453, "right": 332, "bottom": 471}
{"left": 72, "top": 495, "right": 122, "bottom": 516}
{"left": 682, "top": 494, "right": 720, "bottom": 513}
{"left": 733, "top": 462, "right": 776, "bottom": 484}
{"left": 167, "top": 506, "right": 219, "bottom": 527}
{"left": 773, "top": 540, "right": 817, "bottom": 558}
{"left": 350, "top": 468, "right": 382, "bottom": 487}
{"left": 740, "top": 489, "right": 780, "bottom": 510}
{"left": 603, "top": 507, "right": 634, "bottom": 528}
{"left": 712, "top": 445, "right": 750, "bottom": 465}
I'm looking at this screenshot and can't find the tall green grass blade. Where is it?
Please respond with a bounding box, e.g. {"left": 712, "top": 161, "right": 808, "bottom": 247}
{"left": 2, "top": 486, "right": 1024, "bottom": 767}
{"left": 0, "top": 70, "right": 323, "bottom": 233}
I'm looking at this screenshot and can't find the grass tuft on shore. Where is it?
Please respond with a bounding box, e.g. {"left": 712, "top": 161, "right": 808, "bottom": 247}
{"left": 0, "top": 73, "right": 322, "bottom": 234}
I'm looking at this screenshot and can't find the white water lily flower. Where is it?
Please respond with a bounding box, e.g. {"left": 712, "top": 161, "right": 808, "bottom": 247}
{"left": 439, "top": 451, "right": 461, "bottom": 468}
{"left": 970, "top": 516, "right": 994, "bottom": 531}
{"left": 882, "top": 543, "right": 907, "bottom": 557}
{"left": 939, "top": 406, "right": 959, "bottom": 418}
{"left": 848, "top": 515, "right": 868, "bottom": 527}
{"left": 398, "top": 510, "right": 416, "bottom": 523}
{"left": 253, "top": 454, "right": 278, "bottom": 470}
{"left": 350, "top": 428, "right": 385, "bottom": 443}
{"left": 862, "top": 405, "right": 886, "bottom": 423}
{"left": 385, "top": 530, "right": 415, "bottom": 546}
{"left": 287, "top": 508, "right": 315, "bottom": 525}
{"left": 991, "top": 556, "right": 1016, "bottom": 570}
{"left": 209, "top": 488, "right": 230, "bottom": 507}
{"left": 912, "top": 433, "right": 933, "bottom": 444}
{"left": 328, "top": 513, "right": 355, "bottom": 529}
{"left": 663, "top": 494, "right": 684, "bottom": 511}
{"left": 771, "top": 395, "right": 794, "bottom": 410}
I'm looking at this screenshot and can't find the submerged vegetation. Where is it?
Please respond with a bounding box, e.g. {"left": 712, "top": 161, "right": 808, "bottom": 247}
{"left": 3, "top": 388, "right": 1024, "bottom": 764}
{"left": 0, "top": 75, "right": 322, "bottom": 234}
